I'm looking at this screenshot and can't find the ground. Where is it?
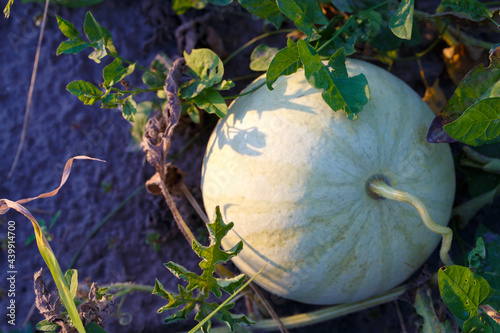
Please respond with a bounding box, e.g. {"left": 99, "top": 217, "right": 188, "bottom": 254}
{"left": 1, "top": 1, "right": 499, "bottom": 333}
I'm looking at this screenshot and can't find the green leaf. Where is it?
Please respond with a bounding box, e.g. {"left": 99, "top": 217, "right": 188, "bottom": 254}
{"left": 191, "top": 207, "right": 244, "bottom": 297}
{"left": 56, "top": 39, "right": 90, "bottom": 55}
{"left": 463, "top": 315, "right": 494, "bottom": 333}
{"left": 334, "top": 10, "right": 383, "bottom": 55}
{"left": 249, "top": 44, "right": 278, "bottom": 72}
{"left": 328, "top": 48, "right": 348, "bottom": 78}
{"left": 66, "top": 80, "right": 102, "bottom": 105}
{"left": 475, "top": 225, "right": 500, "bottom": 290}
{"left": 83, "top": 11, "right": 104, "bottom": 43}
{"left": 84, "top": 322, "right": 107, "bottom": 333}
{"left": 122, "top": 97, "right": 137, "bottom": 122}
{"left": 193, "top": 88, "right": 228, "bottom": 118}
{"left": 208, "top": 0, "right": 232, "bottom": 5}
{"left": 437, "top": 47, "right": 500, "bottom": 128}
{"left": 56, "top": 15, "right": 82, "bottom": 40}
{"left": 238, "top": 0, "right": 283, "bottom": 29}
{"left": 297, "top": 39, "right": 369, "bottom": 119}
{"left": 413, "top": 287, "right": 455, "bottom": 333}
{"left": 103, "top": 58, "right": 135, "bottom": 88}
{"left": 181, "top": 100, "right": 201, "bottom": 123}
{"left": 443, "top": 98, "right": 500, "bottom": 146}
{"left": 276, "top": 0, "right": 327, "bottom": 38}
{"left": 101, "top": 26, "right": 117, "bottom": 55}
{"left": 172, "top": 0, "right": 207, "bottom": 15}
{"left": 216, "top": 79, "right": 234, "bottom": 91}
{"left": 64, "top": 269, "right": 78, "bottom": 300}
{"left": 453, "top": 184, "right": 500, "bottom": 228}
{"left": 183, "top": 48, "right": 224, "bottom": 98}
{"left": 440, "top": 0, "right": 493, "bottom": 21}
{"left": 3, "top": 0, "right": 14, "bottom": 18}
{"left": 439, "top": 265, "right": 491, "bottom": 323}
{"left": 36, "top": 319, "right": 60, "bottom": 332}
{"left": 266, "top": 38, "right": 301, "bottom": 90}
{"left": 130, "top": 101, "right": 153, "bottom": 148}
{"left": 389, "top": 0, "right": 414, "bottom": 40}
{"left": 153, "top": 279, "right": 175, "bottom": 301}
{"left": 469, "top": 237, "right": 487, "bottom": 270}
{"left": 88, "top": 39, "right": 107, "bottom": 63}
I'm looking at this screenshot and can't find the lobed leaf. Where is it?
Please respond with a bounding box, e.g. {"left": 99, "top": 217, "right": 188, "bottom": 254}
{"left": 439, "top": 265, "right": 491, "bottom": 323}
{"left": 238, "top": 0, "right": 283, "bottom": 28}
{"left": 276, "top": 0, "right": 327, "bottom": 38}
{"left": 389, "top": 0, "right": 414, "bottom": 40}
{"left": 297, "top": 39, "right": 369, "bottom": 119}
{"left": 266, "top": 38, "right": 301, "bottom": 90}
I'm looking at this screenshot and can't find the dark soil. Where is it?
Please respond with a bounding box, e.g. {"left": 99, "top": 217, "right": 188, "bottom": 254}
{"left": 1, "top": 1, "right": 499, "bottom": 333}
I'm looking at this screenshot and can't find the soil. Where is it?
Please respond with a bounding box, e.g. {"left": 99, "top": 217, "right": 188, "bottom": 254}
{"left": 1, "top": 1, "right": 499, "bottom": 333}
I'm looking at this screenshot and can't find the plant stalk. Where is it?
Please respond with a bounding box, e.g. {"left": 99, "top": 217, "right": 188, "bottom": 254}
{"left": 369, "top": 178, "right": 453, "bottom": 266}
{"left": 207, "top": 285, "right": 407, "bottom": 332}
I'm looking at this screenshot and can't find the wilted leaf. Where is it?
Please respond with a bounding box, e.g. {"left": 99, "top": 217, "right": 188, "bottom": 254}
{"left": 443, "top": 44, "right": 482, "bottom": 86}
{"left": 423, "top": 80, "right": 447, "bottom": 115}
{"left": 414, "top": 286, "right": 454, "bottom": 332}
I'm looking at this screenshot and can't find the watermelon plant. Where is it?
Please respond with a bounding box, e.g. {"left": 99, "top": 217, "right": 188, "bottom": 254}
{"left": 3, "top": 0, "right": 500, "bottom": 331}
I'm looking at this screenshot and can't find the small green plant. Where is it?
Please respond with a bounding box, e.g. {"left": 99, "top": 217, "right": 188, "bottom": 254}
{"left": 153, "top": 207, "right": 254, "bottom": 332}
{"left": 438, "top": 226, "right": 500, "bottom": 331}
{"left": 54, "top": 12, "right": 234, "bottom": 123}
{"left": 25, "top": 210, "right": 60, "bottom": 246}
{"left": 145, "top": 232, "right": 163, "bottom": 252}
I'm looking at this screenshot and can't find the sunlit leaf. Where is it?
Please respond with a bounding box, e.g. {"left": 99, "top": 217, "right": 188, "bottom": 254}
{"left": 389, "top": 0, "right": 414, "bottom": 40}
{"left": 439, "top": 265, "right": 491, "bottom": 323}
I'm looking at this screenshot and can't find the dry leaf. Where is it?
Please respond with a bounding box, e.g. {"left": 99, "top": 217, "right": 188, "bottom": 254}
{"left": 443, "top": 44, "right": 482, "bottom": 86}
{"left": 423, "top": 79, "right": 447, "bottom": 115}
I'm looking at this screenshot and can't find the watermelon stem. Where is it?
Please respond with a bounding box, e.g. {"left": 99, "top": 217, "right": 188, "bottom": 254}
{"left": 369, "top": 178, "right": 453, "bottom": 266}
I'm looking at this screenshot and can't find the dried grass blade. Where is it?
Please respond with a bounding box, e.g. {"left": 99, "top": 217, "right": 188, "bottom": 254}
{"left": 1, "top": 156, "right": 104, "bottom": 333}
{"left": 0, "top": 199, "right": 85, "bottom": 333}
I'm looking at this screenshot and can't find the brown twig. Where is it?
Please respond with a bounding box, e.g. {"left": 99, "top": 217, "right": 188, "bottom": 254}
{"left": 8, "top": 0, "right": 50, "bottom": 178}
